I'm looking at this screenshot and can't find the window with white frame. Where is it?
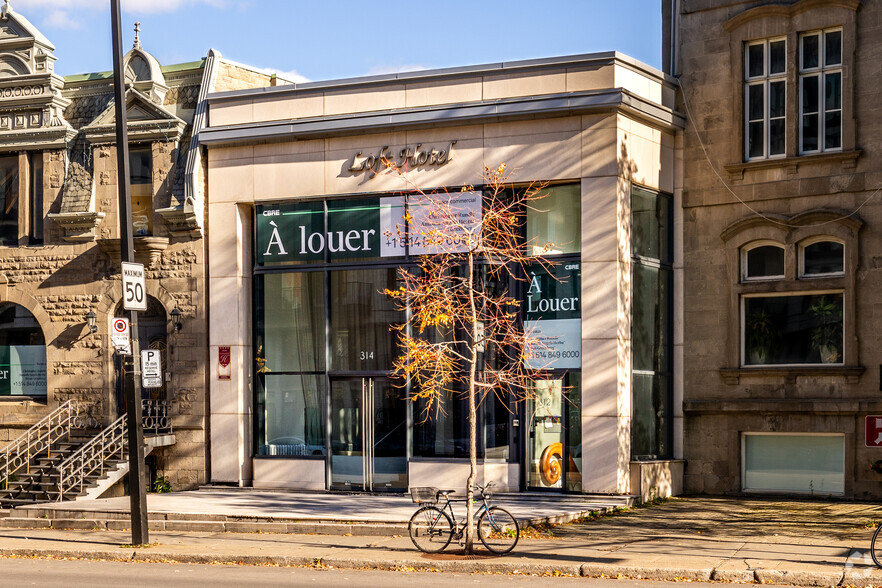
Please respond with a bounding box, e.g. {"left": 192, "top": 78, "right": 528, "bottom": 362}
{"left": 743, "top": 292, "right": 843, "bottom": 366}
{"left": 742, "top": 241, "right": 784, "bottom": 281}
{"left": 800, "top": 238, "right": 843, "bottom": 278}
{"left": 745, "top": 38, "right": 786, "bottom": 160}
{"left": 724, "top": 211, "right": 859, "bottom": 372}
{"left": 800, "top": 29, "right": 842, "bottom": 153}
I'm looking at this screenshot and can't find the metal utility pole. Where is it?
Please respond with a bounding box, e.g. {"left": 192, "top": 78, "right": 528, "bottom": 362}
{"left": 111, "top": 0, "right": 149, "bottom": 546}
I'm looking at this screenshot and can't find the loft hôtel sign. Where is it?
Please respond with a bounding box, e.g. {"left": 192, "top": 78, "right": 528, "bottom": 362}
{"left": 348, "top": 141, "right": 457, "bottom": 176}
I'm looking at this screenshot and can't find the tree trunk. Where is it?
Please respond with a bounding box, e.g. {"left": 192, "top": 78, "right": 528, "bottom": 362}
{"left": 465, "top": 253, "right": 478, "bottom": 553}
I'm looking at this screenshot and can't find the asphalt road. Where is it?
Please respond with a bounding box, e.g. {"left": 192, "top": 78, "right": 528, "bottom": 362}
{"left": 0, "top": 557, "right": 797, "bottom": 588}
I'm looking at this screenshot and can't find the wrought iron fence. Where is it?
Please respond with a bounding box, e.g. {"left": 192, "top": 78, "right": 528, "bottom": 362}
{"left": 142, "top": 399, "right": 172, "bottom": 437}
{"left": 55, "top": 401, "right": 173, "bottom": 500}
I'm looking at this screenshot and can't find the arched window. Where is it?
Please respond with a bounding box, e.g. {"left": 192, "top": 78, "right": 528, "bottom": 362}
{"left": 800, "top": 238, "right": 844, "bottom": 277}
{"left": 742, "top": 241, "right": 785, "bottom": 281}
{"left": 0, "top": 302, "right": 46, "bottom": 396}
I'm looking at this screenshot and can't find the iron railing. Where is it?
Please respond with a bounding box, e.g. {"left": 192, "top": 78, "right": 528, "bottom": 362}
{"left": 56, "top": 400, "right": 173, "bottom": 500}
{"left": 56, "top": 413, "right": 127, "bottom": 499}
{"left": 142, "top": 399, "right": 172, "bottom": 436}
{"left": 0, "top": 400, "right": 88, "bottom": 490}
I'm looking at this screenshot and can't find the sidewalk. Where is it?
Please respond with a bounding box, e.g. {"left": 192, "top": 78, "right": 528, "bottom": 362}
{"left": 0, "top": 492, "right": 880, "bottom": 586}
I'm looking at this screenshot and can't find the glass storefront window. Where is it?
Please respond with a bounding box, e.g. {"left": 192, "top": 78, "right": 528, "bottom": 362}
{"left": 632, "top": 264, "right": 672, "bottom": 373}
{"left": 256, "top": 201, "right": 324, "bottom": 266}
{"left": 329, "top": 268, "right": 402, "bottom": 371}
{"left": 526, "top": 184, "right": 580, "bottom": 256}
{"left": 632, "top": 186, "right": 672, "bottom": 262}
{"left": 256, "top": 272, "right": 325, "bottom": 372}
{"left": 327, "top": 198, "right": 385, "bottom": 262}
{"left": 483, "top": 391, "right": 511, "bottom": 460}
{"left": 413, "top": 393, "right": 470, "bottom": 458}
{"left": 631, "top": 185, "right": 673, "bottom": 461}
{"left": 526, "top": 375, "right": 581, "bottom": 491}
{"left": 257, "top": 374, "right": 325, "bottom": 456}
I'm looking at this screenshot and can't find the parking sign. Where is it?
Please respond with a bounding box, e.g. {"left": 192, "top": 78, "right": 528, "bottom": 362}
{"left": 141, "top": 349, "right": 162, "bottom": 389}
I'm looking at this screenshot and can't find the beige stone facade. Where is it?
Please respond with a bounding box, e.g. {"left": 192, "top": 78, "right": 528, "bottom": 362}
{"left": 202, "top": 53, "right": 684, "bottom": 496}
{"left": 0, "top": 4, "right": 274, "bottom": 491}
{"left": 673, "top": 0, "right": 882, "bottom": 498}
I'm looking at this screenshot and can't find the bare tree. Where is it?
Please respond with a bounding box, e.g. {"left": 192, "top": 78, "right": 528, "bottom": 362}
{"left": 384, "top": 163, "right": 556, "bottom": 553}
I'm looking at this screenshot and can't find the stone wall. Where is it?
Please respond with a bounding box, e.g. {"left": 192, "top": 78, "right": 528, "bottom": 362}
{"left": 213, "top": 62, "right": 274, "bottom": 94}
{"left": 678, "top": 0, "right": 882, "bottom": 498}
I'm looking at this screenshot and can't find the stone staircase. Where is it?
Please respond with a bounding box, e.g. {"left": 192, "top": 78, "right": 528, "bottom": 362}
{"left": 0, "top": 400, "right": 175, "bottom": 510}
{"left": 0, "top": 429, "right": 124, "bottom": 508}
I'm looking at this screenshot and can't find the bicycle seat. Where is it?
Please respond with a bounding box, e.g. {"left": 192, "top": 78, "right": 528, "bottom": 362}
{"left": 437, "top": 489, "right": 457, "bottom": 496}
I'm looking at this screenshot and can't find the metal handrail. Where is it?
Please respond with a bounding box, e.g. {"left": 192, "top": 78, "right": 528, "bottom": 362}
{"left": 56, "top": 400, "right": 173, "bottom": 501}
{"left": 0, "top": 400, "right": 87, "bottom": 490}
{"left": 56, "top": 414, "right": 127, "bottom": 500}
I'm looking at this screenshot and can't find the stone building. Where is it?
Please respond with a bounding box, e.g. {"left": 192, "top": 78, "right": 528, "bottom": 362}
{"left": 670, "top": 0, "right": 882, "bottom": 498}
{"left": 0, "top": 2, "right": 277, "bottom": 491}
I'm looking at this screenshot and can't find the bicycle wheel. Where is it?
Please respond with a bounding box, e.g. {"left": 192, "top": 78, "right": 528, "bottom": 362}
{"left": 477, "top": 506, "right": 519, "bottom": 555}
{"left": 409, "top": 506, "right": 453, "bottom": 553}
{"left": 872, "top": 524, "right": 882, "bottom": 568}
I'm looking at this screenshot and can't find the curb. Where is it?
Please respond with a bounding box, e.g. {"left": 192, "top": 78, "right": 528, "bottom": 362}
{"left": 0, "top": 546, "right": 865, "bottom": 586}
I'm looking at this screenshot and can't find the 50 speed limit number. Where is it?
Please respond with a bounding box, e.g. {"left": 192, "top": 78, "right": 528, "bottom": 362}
{"left": 121, "top": 262, "right": 147, "bottom": 312}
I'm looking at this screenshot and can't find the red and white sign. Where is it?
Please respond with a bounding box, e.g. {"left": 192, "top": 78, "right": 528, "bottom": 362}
{"left": 111, "top": 318, "right": 131, "bottom": 354}
{"left": 866, "top": 416, "right": 882, "bottom": 447}
{"left": 218, "top": 346, "right": 231, "bottom": 381}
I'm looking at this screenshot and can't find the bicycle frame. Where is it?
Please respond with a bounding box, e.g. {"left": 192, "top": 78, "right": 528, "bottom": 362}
{"left": 433, "top": 488, "right": 492, "bottom": 542}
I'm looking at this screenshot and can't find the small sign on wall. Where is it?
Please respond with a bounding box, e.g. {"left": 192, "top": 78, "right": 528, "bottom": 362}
{"left": 867, "top": 416, "right": 882, "bottom": 447}
{"left": 218, "top": 346, "right": 231, "bottom": 380}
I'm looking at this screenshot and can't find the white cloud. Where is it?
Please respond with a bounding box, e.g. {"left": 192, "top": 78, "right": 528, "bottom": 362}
{"left": 42, "top": 9, "right": 80, "bottom": 30}
{"left": 251, "top": 66, "right": 309, "bottom": 84}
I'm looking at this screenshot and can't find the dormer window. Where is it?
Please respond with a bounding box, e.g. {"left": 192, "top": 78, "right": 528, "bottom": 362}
{"left": 129, "top": 145, "right": 152, "bottom": 236}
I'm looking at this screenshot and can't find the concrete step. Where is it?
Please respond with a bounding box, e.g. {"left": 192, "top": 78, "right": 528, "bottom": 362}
{"left": 0, "top": 501, "right": 623, "bottom": 536}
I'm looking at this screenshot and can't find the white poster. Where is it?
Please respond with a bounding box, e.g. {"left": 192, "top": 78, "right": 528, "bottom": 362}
{"left": 0, "top": 345, "right": 47, "bottom": 396}
{"left": 379, "top": 192, "right": 482, "bottom": 256}
{"left": 525, "top": 318, "right": 581, "bottom": 370}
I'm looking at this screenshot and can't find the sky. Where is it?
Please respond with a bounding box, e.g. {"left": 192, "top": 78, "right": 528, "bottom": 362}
{"left": 12, "top": 0, "right": 663, "bottom": 82}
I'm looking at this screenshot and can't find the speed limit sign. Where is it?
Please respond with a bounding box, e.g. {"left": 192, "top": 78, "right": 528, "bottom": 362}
{"left": 121, "top": 262, "right": 146, "bottom": 312}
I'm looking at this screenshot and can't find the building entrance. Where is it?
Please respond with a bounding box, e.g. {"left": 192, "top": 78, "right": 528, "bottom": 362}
{"left": 329, "top": 377, "right": 407, "bottom": 491}
{"left": 526, "top": 374, "right": 582, "bottom": 491}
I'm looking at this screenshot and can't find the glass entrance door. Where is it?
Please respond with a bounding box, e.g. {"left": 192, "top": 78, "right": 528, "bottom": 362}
{"left": 330, "top": 377, "right": 407, "bottom": 491}
{"left": 526, "top": 375, "right": 582, "bottom": 491}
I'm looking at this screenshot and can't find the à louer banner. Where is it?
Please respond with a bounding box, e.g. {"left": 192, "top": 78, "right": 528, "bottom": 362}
{"left": 524, "top": 262, "right": 581, "bottom": 370}
{"left": 0, "top": 345, "right": 47, "bottom": 396}
{"left": 256, "top": 192, "right": 482, "bottom": 264}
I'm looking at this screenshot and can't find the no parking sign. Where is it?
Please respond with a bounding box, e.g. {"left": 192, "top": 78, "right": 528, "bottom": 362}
{"left": 111, "top": 318, "right": 131, "bottom": 355}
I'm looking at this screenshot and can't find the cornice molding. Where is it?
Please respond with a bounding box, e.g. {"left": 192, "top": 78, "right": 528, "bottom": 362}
{"left": 723, "top": 0, "right": 861, "bottom": 32}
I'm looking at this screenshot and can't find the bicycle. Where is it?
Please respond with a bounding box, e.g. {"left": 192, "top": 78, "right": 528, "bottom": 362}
{"left": 408, "top": 482, "right": 519, "bottom": 555}
{"left": 872, "top": 523, "right": 882, "bottom": 568}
